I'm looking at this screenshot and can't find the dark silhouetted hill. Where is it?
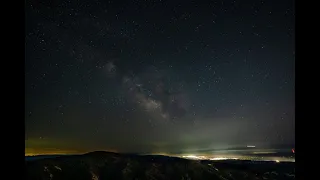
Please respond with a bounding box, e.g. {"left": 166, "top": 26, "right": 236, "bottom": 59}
{"left": 26, "top": 151, "right": 295, "bottom": 180}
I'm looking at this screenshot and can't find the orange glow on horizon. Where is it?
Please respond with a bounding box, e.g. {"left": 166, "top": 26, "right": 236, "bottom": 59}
{"left": 25, "top": 148, "right": 83, "bottom": 156}
{"left": 25, "top": 148, "right": 119, "bottom": 156}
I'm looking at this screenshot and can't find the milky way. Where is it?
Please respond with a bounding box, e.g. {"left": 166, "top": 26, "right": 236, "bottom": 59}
{"left": 25, "top": 0, "right": 295, "bottom": 155}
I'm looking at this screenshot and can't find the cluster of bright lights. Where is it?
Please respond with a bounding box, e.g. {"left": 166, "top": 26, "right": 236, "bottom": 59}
{"left": 181, "top": 155, "right": 241, "bottom": 161}
{"left": 179, "top": 153, "right": 293, "bottom": 163}
{"left": 182, "top": 155, "right": 198, "bottom": 159}
{"left": 182, "top": 155, "right": 207, "bottom": 160}
{"left": 210, "top": 157, "right": 239, "bottom": 161}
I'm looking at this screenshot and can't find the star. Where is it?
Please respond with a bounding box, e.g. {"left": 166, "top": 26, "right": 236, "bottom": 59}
{"left": 25, "top": 0, "right": 294, "bottom": 155}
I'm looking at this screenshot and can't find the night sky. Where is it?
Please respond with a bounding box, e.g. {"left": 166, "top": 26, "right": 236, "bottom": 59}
{"left": 25, "top": 0, "right": 295, "bottom": 155}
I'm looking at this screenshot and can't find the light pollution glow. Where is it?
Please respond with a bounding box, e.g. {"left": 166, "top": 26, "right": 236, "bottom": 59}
{"left": 25, "top": 139, "right": 295, "bottom": 163}
{"left": 25, "top": 138, "right": 119, "bottom": 156}
{"left": 25, "top": 148, "right": 83, "bottom": 156}
{"left": 179, "top": 154, "right": 294, "bottom": 162}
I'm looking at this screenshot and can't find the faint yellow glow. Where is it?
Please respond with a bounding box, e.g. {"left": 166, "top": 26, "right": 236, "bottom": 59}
{"left": 25, "top": 138, "right": 121, "bottom": 156}
{"left": 148, "top": 152, "right": 173, "bottom": 156}
{"left": 252, "top": 152, "right": 276, "bottom": 154}
{"left": 182, "top": 155, "right": 199, "bottom": 159}
{"left": 275, "top": 160, "right": 280, "bottom": 163}
{"left": 210, "top": 157, "right": 239, "bottom": 160}
{"left": 25, "top": 147, "right": 121, "bottom": 156}
{"left": 25, "top": 148, "right": 83, "bottom": 156}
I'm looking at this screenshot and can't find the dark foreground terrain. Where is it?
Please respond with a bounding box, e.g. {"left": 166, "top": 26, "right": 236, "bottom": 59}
{"left": 26, "top": 151, "right": 295, "bottom": 180}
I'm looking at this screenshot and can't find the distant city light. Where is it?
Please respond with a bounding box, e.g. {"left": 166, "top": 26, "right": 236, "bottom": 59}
{"left": 178, "top": 151, "right": 295, "bottom": 162}
{"left": 182, "top": 155, "right": 206, "bottom": 160}
{"left": 210, "top": 157, "right": 239, "bottom": 161}
{"left": 210, "top": 157, "right": 228, "bottom": 160}
{"left": 247, "top": 145, "right": 255, "bottom": 148}
{"left": 182, "top": 155, "right": 198, "bottom": 159}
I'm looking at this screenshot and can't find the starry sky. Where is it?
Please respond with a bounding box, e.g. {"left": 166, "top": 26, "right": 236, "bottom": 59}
{"left": 25, "top": 0, "right": 295, "bottom": 155}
